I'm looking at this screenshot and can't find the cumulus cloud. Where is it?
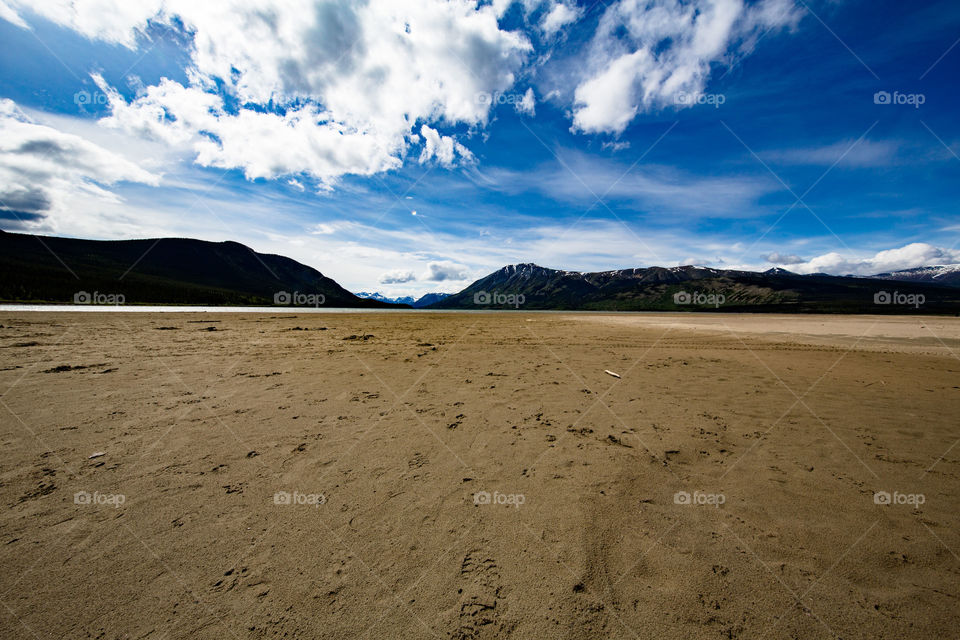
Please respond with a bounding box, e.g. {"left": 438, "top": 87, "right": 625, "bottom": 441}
{"left": 516, "top": 88, "right": 536, "bottom": 116}
{"left": 491, "top": 0, "right": 580, "bottom": 36}
{"left": 540, "top": 1, "right": 580, "bottom": 36}
{"left": 418, "top": 125, "right": 475, "bottom": 168}
{"left": 2, "top": 0, "right": 809, "bottom": 174}
{"left": 96, "top": 75, "right": 408, "bottom": 183}
{"left": 6, "top": 0, "right": 531, "bottom": 187}
{"left": 764, "top": 252, "right": 805, "bottom": 265}
{"left": 379, "top": 270, "right": 417, "bottom": 284}
{"left": 0, "top": 98, "right": 158, "bottom": 228}
{"left": 787, "top": 243, "right": 960, "bottom": 276}
{"left": 571, "top": 0, "right": 801, "bottom": 134}
{"left": 424, "top": 261, "right": 470, "bottom": 281}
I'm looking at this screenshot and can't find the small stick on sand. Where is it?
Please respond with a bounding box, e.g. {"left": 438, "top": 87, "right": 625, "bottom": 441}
{"left": 604, "top": 370, "right": 621, "bottom": 379}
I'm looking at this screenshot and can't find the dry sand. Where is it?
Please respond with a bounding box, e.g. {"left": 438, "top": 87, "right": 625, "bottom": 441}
{"left": 0, "top": 311, "right": 958, "bottom": 639}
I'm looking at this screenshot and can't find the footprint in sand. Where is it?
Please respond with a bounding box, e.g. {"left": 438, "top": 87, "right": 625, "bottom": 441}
{"left": 453, "top": 551, "right": 504, "bottom": 639}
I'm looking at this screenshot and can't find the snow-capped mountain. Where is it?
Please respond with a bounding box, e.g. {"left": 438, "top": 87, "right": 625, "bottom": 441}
{"left": 354, "top": 291, "right": 452, "bottom": 308}
{"left": 354, "top": 291, "right": 416, "bottom": 306}
{"left": 411, "top": 292, "right": 451, "bottom": 307}
{"left": 869, "top": 265, "right": 960, "bottom": 286}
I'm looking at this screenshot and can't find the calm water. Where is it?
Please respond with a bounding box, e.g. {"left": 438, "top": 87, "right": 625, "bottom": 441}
{"left": 0, "top": 305, "right": 415, "bottom": 313}
{"left": 0, "top": 305, "right": 640, "bottom": 314}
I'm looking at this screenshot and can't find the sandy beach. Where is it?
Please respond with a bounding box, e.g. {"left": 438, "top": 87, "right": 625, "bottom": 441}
{"left": 0, "top": 311, "right": 958, "bottom": 639}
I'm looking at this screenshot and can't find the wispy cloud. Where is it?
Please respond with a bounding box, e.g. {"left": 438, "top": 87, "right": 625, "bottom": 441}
{"left": 763, "top": 139, "right": 899, "bottom": 168}
{"left": 474, "top": 150, "right": 778, "bottom": 217}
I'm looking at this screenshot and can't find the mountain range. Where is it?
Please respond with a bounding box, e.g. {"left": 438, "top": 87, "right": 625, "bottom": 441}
{"left": 354, "top": 291, "right": 451, "bottom": 308}
{"left": 428, "top": 263, "right": 960, "bottom": 313}
{"left": 1, "top": 230, "right": 957, "bottom": 313}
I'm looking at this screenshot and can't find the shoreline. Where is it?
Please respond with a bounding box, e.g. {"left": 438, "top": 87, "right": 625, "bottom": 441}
{"left": 2, "top": 303, "right": 958, "bottom": 316}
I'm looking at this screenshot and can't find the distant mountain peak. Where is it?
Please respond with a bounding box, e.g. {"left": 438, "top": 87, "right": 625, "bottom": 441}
{"left": 354, "top": 291, "right": 416, "bottom": 306}
{"left": 354, "top": 291, "right": 451, "bottom": 308}
{"left": 499, "top": 262, "right": 554, "bottom": 273}
{"left": 890, "top": 264, "right": 960, "bottom": 277}
{"left": 870, "top": 264, "right": 960, "bottom": 285}
{"left": 411, "top": 292, "right": 451, "bottom": 308}
{"left": 763, "top": 267, "right": 796, "bottom": 276}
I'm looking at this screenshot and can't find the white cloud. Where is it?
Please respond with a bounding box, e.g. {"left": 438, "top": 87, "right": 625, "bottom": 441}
{"left": 516, "top": 87, "right": 536, "bottom": 116}
{"left": 1, "top": 0, "right": 810, "bottom": 175}
{"left": 790, "top": 243, "right": 960, "bottom": 276}
{"left": 379, "top": 270, "right": 417, "bottom": 284}
{"left": 0, "top": 98, "right": 158, "bottom": 229}
{"left": 572, "top": 51, "right": 645, "bottom": 134}
{"left": 7, "top": 1, "right": 530, "bottom": 187}
{"left": 680, "top": 256, "right": 725, "bottom": 266}
{"left": 540, "top": 2, "right": 580, "bottom": 36}
{"left": 0, "top": 1, "right": 28, "bottom": 28}
{"left": 3, "top": 1, "right": 156, "bottom": 46}
{"left": 763, "top": 252, "right": 805, "bottom": 265}
{"left": 571, "top": 0, "right": 801, "bottom": 134}
{"left": 424, "top": 261, "right": 470, "bottom": 281}
{"left": 491, "top": 0, "right": 580, "bottom": 36}
{"left": 418, "top": 125, "right": 474, "bottom": 167}
{"left": 310, "top": 223, "right": 342, "bottom": 235}
{"left": 602, "top": 140, "right": 630, "bottom": 152}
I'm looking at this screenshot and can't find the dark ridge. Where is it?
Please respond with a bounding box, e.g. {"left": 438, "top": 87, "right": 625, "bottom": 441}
{"left": 0, "top": 229, "right": 406, "bottom": 307}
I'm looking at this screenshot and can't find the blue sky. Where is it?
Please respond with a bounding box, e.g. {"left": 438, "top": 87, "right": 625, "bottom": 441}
{"left": 0, "top": 0, "right": 958, "bottom": 296}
